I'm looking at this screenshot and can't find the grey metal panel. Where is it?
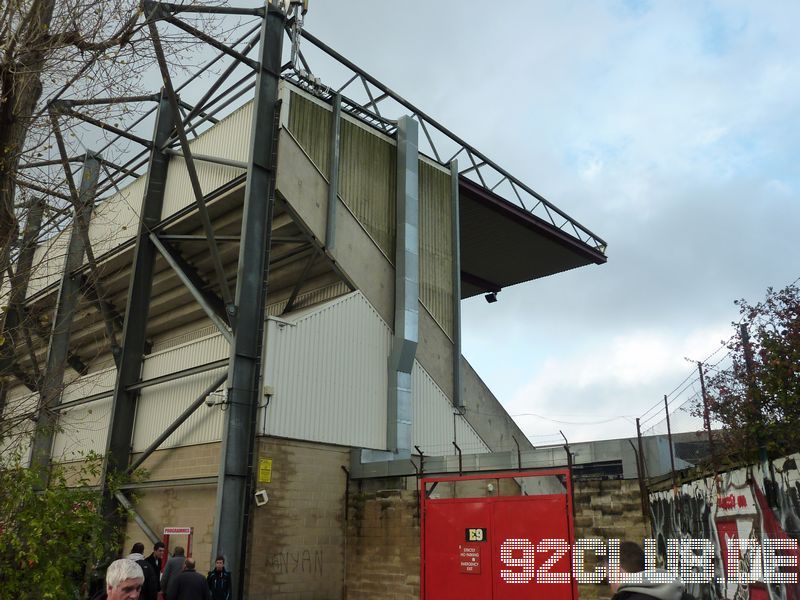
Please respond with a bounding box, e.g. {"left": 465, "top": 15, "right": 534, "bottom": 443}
{"left": 338, "top": 118, "right": 396, "bottom": 258}
{"left": 132, "top": 333, "right": 229, "bottom": 451}
{"left": 412, "top": 361, "right": 488, "bottom": 457}
{"left": 262, "top": 291, "right": 390, "bottom": 449}
{"left": 419, "top": 159, "right": 453, "bottom": 337}
{"left": 287, "top": 91, "right": 331, "bottom": 175}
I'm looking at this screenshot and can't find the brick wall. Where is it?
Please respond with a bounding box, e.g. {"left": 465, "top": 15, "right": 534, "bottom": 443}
{"left": 572, "top": 478, "right": 649, "bottom": 600}
{"left": 123, "top": 442, "right": 220, "bottom": 568}
{"left": 345, "top": 477, "right": 420, "bottom": 600}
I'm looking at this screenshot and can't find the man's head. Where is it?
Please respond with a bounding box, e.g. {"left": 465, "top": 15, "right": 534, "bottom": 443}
{"left": 130, "top": 542, "right": 145, "bottom": 555}
{"left": 215, "top": 556, "right": 225, "bottom": 572}
{"left": 184, "top": 557, "right": 196, "bottom": 571}
{"left": 609, "top": 541, "right": 645, "bottom": 593}
{"left": 153, "top": 541, "right": 165, "bottom": 560}
{"left": 172, "top": 545, "right": 185, "bottom": 557}
{"left": 105, "top": 559, "right": 144, "bottom": 600}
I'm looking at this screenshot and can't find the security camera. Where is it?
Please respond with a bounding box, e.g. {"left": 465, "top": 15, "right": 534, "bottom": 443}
{"left": 205, "top": 396, "right": 216, "bottom": 408}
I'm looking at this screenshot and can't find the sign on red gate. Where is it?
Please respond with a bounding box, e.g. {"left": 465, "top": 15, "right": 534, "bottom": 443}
{"left": 459, "top": 545, "right": 481, "bottom": 574}
{"left": 421, "top": 469, "right": 577, "bottom": 600}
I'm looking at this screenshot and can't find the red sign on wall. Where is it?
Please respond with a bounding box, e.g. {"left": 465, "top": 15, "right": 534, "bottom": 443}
{"left": 460, "top": 545, "right": 482, "bottom": 574}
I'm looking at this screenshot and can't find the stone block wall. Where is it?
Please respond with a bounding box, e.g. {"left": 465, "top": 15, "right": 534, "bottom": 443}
{"left": 572, "top": 478, "right": 649, "bottom": 600}
{"left": 246, "top": 437, "right": 350, "bottom": 599}
{"left": 345, "top": 477, "right": 420, "bottom": 599}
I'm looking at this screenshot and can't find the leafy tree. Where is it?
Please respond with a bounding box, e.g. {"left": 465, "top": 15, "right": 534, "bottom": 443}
{"left": 702, "top": 283, "right": 800, "bottom": 460}
{"left": 0, "top": 451, "right": 124, "bottom": 599}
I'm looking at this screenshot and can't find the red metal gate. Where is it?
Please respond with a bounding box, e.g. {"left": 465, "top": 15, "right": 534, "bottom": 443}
{"left": 421, "top": 468, "right": 577, "bottom": 600}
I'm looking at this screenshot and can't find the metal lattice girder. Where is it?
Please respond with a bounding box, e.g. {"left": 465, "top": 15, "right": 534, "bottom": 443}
{"left": 212, "top": 5, "right": 285, "bottom": 598}
{"left": 102, "top": 91, "right": 174, "bottom": 487}
{"left": 30, "top": 154, "right": 101, "bottom": 482}
{"left": 145, "top": 5, "right": 237, "bottom": 314}
{"left": 286, "top": 28, "right": 608, "bottom": 255}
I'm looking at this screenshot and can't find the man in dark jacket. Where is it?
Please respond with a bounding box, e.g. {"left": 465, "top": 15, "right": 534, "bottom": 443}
{"left": 145, "top": 541, "right": 166, "bottom": 577}
{"left": 207, "top": 556, "right": 231, "bottom": 600}
{"left": 168, "top": 557, "right": 211, "bottom": 600}
{"left": 127, "top": 542, "right": 160, "bottom": 600}
{"left": 611, "top": 541, "right": 696, "bottom": 600}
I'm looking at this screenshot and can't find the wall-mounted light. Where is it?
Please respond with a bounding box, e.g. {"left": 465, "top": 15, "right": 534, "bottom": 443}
{"left": 484, "top": 292, "right": 498, "bottom": 303}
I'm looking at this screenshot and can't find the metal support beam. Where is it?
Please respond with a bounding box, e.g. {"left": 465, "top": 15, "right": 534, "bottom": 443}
{"left": 387, "top": 116, "right": 419, "bottom": 457}
{"left": 102, "top": 91, "right": 174, "bottom": 493}
{"left": 165, "top": 148, "right": 247, "bottom": 170}
{"left": 149, "top": 234, "right": 232, "bottom": 343}
{"left": 115, "top": 491, "right": 160, "bottom": 545}
{"left": 50, "top": 114, "right": 122, "bottom": 361}
{"left": 213, "top": 6, "right": 285, "bottom": 599}
{"left": 325, "top": 93, "right": 342, "bottom": 250}
{"left": 450, "top": 160, "right": 463, "bottom": 409}
{"left": 282, "top": 252, "right": 316, "bottom": 315}
{"left": 0, "top": 198, "right": 44, "bottom": 401}
{"left": 30, "top": 154, "right": 101, "bottom": 480}
{"left": 127, "top": 371, "right": 227, "bottom": 475}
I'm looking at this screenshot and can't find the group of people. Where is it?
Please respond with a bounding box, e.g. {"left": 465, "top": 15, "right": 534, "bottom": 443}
{"left": 92, "top": 542, "right": 231, "bottom": 600}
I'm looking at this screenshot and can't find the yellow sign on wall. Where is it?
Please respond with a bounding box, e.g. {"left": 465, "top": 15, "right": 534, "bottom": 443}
{"left": 258, "top": 458, "right": 273, "bottom": 483}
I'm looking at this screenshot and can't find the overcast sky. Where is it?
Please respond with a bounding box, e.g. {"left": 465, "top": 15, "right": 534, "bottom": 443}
{"left": 258, "top": 1, "right": 800, "bottom": 445}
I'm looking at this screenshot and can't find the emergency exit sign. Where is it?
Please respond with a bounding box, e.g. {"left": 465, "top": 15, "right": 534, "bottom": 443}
{"left": 459, "top": 545, "right": 481, "bottom": 574}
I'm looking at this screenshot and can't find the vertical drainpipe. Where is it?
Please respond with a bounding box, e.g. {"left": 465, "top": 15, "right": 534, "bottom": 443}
{"left": 387, "top": 115, "right": 419, "bottom": 458}
{"left": 450, "top": 160, "right": 463, "bottom": 410}
{"left": 325, "top": 93, "right": 342, "bottom": 251}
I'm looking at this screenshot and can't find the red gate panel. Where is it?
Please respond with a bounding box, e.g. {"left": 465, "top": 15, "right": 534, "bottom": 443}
{"left": 425, "top": 500, "right": 493, "bottom": 599}
{"left": 421, "top": 469, "right": 576, "bottom": 600}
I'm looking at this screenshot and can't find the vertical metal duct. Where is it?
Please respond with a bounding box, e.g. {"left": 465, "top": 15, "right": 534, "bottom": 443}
{"left": 387, "top": 115, "right": 419, "bottom": 457}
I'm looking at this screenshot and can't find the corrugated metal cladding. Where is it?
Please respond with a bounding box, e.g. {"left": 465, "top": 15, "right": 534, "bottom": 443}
{"left": 419, "top": 160, "right": 454, "bottom": 338}
{"left": 339, "top": 118, "right": 397, "bottom": 258}
{"left": 287, "top": 89, "right": 397, "bottom": 259}
{"left": 131, "top": 333, "right": 229, "bottom": 452}
{"left": 412, "top": 362, "right": 489, "bottom": 456}
{"left": 287, "top": 92, "right": 331, "bottom": 175}
{"left": 52, "top": 367, "right": 116, "bottom": 459}
{"left": 265, "top": 280, "right": 350, "bottom": 317}
{"left": 262, "top": 291, "right": 391, "bottom": 449}
{"left": 89, "top": 176, "right": 146, "bottom": 258}
{"left": 261, "top": 289, "right": 488, "bottom": 454}
{"left": 161, "top": 102, "right": 251, "bottom": 219}
{"left": 52, "top": 398, "right": 112, "bottom": 460}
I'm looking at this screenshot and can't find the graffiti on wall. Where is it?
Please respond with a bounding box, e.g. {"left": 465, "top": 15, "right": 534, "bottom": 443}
{"left": 650, "top": 452, "right": 800, "bottom": 600}
{"left": 268, "top": 548, "right": 324, "bottom": 576}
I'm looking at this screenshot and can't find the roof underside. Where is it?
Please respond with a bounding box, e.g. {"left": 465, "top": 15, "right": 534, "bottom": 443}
{"left": 458, "top": 177, "right": 607, "bottom": 299}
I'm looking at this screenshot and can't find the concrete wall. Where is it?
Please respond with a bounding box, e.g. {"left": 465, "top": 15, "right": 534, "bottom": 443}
{"left": 459, "top": 357, "right": 533, "bottom": 453}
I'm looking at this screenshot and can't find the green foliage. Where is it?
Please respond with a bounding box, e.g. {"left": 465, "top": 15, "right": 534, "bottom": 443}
{"left": 704, "top": 283, "right": 800, "bottom": 460}
{"left": 0, "top": 451, "right": 122, "bottom": 600}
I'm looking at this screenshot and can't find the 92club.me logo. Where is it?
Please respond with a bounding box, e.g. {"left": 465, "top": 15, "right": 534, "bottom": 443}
{"left": 499, "top": 538, "right": 800, "bottom": 585}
